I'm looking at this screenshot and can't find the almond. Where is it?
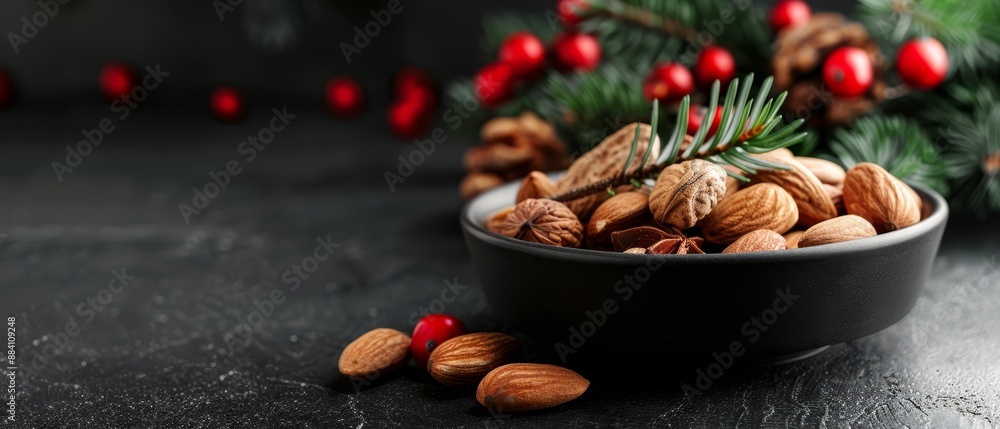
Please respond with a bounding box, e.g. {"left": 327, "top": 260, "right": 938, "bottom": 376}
{"left": 516, "top": 171, "right": 558, "bottom": 203}
{"left": 798, "top": 215, "right": 877, "bottom": 248}
{"left": 842, "top": 163, "right": 920, "bottom": 233}
{"left": 701, "top": 183, "right": 799, "bottom": 245}
{"left": 750, "top": 154, "right": 837, "bottom": 227}
{"left": 587, "top": 192, "right": 651, "bottom": 245}
{"left": 338, "top": 328, "right": 411, "bottom": 379}
{"left": 623, "top": 247, "right": 647, "bottom": 254}
{"left": 783, "top": 230, "right": 805, "bottom": 249}
{"left": 428, "top": 333, "right": 522, "bottom": 386}
{"left": 722, "top": 229, "right": 787, "bottom": 254}
{"left": 796, "top": 156, "right": 846, "bottom": 186}
{"left": 476, "top": 363, "right": 589, "bottom": 413}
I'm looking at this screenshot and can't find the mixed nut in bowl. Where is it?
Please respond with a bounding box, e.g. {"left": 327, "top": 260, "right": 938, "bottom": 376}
{"left": 460, "top": 120, "right": 948, "bottom": 361}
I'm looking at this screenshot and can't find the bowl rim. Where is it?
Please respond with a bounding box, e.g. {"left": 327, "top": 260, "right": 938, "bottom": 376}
{"left": 460, "top": 175, "right": 949, "bottom": 264}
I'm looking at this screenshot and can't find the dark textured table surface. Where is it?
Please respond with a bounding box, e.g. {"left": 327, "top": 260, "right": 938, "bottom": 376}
{"left": 2, "top": 108, "right": 999, "bottom": 428}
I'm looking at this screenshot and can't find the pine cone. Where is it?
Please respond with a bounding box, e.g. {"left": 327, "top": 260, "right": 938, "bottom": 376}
{"left": 771, "top": 13, "right": 886, "bottom": 128}
{"left": 460, "top": 113, "right": 568, "bottom": 199}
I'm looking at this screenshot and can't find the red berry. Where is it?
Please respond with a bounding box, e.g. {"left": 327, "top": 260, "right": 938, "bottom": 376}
{"left": 556, "top": 0, "right": 590, "bottom": 27}
{"left": 209, "top": 86, "right": 247, "bottom": 123}
{"left": 393, "top": 66, "right": 434, "bottom": 94}
{"left": 896, "top": 37, "right": 949, "bottom": 90}
{"left": 769, "top": 0, "right": 812, "bottom": 32}
{"left": 411, "top": 314, "right": 468, "bottom": 370}
{"left": 99, "top": 61, "right": 135, "bottom": 102}
{"left": 474, "top": 62, "right": 516, "bottom": 108}
{"left": 552, "top": 32, "right": 602, "bottom": 73}
{"left": 0, "top": 69, "right": 13, "bottom": 108}
{"left": 688, "top": 105, "right": 723, "bottom": 137}
{"left": 694, "top": 46, "right": 737, "bottom": 91}
{"left": 643, "top": 62, "right": 694, "bottom": 103}
{"left": 324, "top": 76, "right": 365, "bottom": 118}
{"left": 387, "top": 99, "right": 432, "bottom": 139}
{"left": 822, "top": 47, "right": 873, "bottom": 98}
{"left": 499, "top": 32, "right": 547, "bottom": 78}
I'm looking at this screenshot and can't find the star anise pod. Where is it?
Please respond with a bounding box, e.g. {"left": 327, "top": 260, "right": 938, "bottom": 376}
{"left": 611, "top": 226, "right": 706, "bottom": 254}
{"left": 647, "top": 236, "right": 705, "bottom": 255}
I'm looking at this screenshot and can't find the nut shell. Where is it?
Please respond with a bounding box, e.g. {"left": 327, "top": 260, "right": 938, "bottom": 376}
{"left": 842, "top": 162, "right": 921, "bottom": 233}
{"left": 556, "top": 123, "right": 660, "bottom": 220}
{"left": 648, "top": 160, "right": 729, "bottom": 229}
{"left": 338, "top": 328, "right": 411, "bottom": 380}
{"left": 701, "top": 183, "right": 799, "bottom": 245}
{"left": 476, "top": 363, "right": 590, "bottom": 413}
{"left": 798, "top": 214, "right": 877, "bottom": 248}
{"left": 429, "top": 332, "right": 522, "bottom": 386}
{"left": 722, "top": 229, "right": 788, "bottom": 254}
{"left": 783, "top": 230, "right": 805, "bottom": 249}
{"left": 516, "top": 171, "right": 558, "bottom": 203}
{"left": 497, "top": 199, "right": 583, "bottom": 248}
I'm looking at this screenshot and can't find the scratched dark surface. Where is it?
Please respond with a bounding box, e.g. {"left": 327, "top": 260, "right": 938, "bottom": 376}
{"left": 1, "top": 108, "right": 999, "bottom": 429}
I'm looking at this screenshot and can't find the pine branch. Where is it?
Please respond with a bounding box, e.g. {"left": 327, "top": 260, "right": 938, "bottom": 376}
{"left": 859, "top": 0, "right": 1000, "bottom": 75}
{"left": 551, "top": 74, "right": 808, "bottom": 202}
{"left": 827, "top": 115, "right": 950, "bottom": 195}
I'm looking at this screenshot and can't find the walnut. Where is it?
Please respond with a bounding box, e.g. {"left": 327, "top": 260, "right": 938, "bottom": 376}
{"left": 496, "top": 199, "right": 583, "bottom": 248}
{"left": 647, "top": 160, "right": 728, "bottom": 229}
{"left": 460, "top": 113, "right": 567, "bottom": 199}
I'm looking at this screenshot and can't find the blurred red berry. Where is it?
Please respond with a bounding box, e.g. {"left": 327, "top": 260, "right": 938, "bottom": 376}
{"left": 552, "top": 32, "right": 602, "bottom": 73}
{"left": 474, "top": 62, "right": 516, "bottom": 108}
{"left": 209, "top": 86, "right": 247, "bottom": 123}
{"left": 896, "top": 37, "right": 949, "bottom": 90}
{"left": 769, "top": 0, "right": 812, "bottom": 32}
{"left": 324, "top": 76, "right": 365, "bottom": 118}
{"left": 643, "top": 62, "right": 694, "bottom": 103}
{"left": 822, "top": 47, "right": 873, "bottom": 98}
{"left": 694, "top": 46, "right": 737, "bottom": 91}
{"left": 99, "top": 61, "right": 135, "bottom": 102}
{"left": 499, "top": 32, "right": 547, "bottom": 77}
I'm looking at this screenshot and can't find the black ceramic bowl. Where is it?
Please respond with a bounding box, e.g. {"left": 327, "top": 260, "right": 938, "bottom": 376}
{"left": 461, "top": 175, "right": 948, "bottom": 362}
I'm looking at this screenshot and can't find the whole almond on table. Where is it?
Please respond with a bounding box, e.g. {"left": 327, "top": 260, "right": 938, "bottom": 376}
{"left": 648, "top": 159, "right": 729, "bottom": 229}
{"left": 701, "top": 183, "right": 799, "bottom": 245}
{"left": 796, "top": 156, "right": 846, "bottom": 186}
{"left": 476, "top": 363, "right": 590, "bottom": 413}
{"left": 750, "top": 153, "right": 837, "bottom": 227}
{"left": 338, "top": 328, "right": 411, "bottom": 380}
{"left": 555, "top": 123, "right": 660, "bottom": 220}
{"left": 428, "top": 332, "right": 522, "bottom": 386}
{"left": 798, "top": 214, "right": 877, "bottom": 248}
{"left": 842, "top": 162, "right": 921, "bottom": 233}
{"left": 587, "top": 192, "right": 651, "bottom": 245}
{"left": 516, "top": 171, "right": 558, "bottom": 203}
{"left": 722, "top": 229, "right": 787, "bottom": 254}
{"left": 497, "top": 198, "right": 584, "bottom": 247}
{"left": 783, "top": 230, "right": 805, "bottom": 249}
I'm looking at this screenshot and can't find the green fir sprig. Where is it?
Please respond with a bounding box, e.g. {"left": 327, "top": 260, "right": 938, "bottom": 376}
{"left": 551, "top": 74, "right": 808, "bottom": 202}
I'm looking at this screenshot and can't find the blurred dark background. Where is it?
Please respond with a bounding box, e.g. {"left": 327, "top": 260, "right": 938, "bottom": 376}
{"left": 0, "top": 0, "right": 852, "bottom": 125}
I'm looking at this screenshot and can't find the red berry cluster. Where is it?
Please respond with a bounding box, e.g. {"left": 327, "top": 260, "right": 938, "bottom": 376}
{"left": 641, "top": 45, "right": 735, "bottom": 136}
{"left": 387, "top": 67, "right": 437, "bottom": 139}
{"left": 475, "top": 27, "right": 602, "bottom": 108}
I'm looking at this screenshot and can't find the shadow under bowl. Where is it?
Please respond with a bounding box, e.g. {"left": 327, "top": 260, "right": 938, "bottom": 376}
{"left": 460, "top": 175, "right": 948, "bottom": 362}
